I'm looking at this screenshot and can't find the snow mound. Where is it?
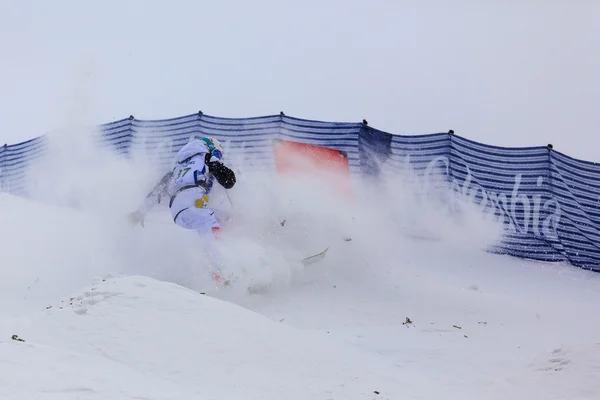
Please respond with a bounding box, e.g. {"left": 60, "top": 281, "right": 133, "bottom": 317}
{"left": 0, "top": 337, "right": 192, "bottom": 399}
{"left": 483, "top": 344, "right": 600, "bottom": 400}
{"left": 0, "top": 275, "right": 406, "bottom": 400}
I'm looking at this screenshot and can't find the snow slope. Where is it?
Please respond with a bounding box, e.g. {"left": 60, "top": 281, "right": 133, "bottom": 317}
{"left": 2, "top": 131, "right": 600, "bottom": 399}
{"left": 1, "top": 275, "right": 409, "bottom": 399}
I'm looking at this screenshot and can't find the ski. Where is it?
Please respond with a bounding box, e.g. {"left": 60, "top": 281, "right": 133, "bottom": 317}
{"left": 301, "top": 247, "right": 329, "bottom": 266}
{"left": 202, "top": 247, "right": 330, "bottom": 295}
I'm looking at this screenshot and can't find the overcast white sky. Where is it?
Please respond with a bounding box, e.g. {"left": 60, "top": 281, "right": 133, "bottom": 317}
{"left": 1, "top": 1, "right": 599, "bottom": 161}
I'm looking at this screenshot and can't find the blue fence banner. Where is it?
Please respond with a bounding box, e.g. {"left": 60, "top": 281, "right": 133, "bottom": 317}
{"left": 1, "top": 112, "right": 599, "bottom": 272}
{"left": 2, "top": 136, "right": 47, "bottom": 195}
{"left": 0, "top": 144, "right": 5, "bottom": 191}
{"left": 548, "top": 151, "right": 600, "bottom": 268}
{"left": 448, "top": 136, "right": 563, "bottom": 262}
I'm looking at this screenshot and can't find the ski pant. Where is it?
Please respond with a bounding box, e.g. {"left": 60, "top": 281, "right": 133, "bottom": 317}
{"left": 170, "top": 187, "right": 220, "bottom": 235}
{"left": 170, "top": 187, "right": 224, "bottom": 274}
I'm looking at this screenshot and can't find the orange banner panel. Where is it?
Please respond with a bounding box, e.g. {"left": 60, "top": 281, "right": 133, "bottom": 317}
{"left": 272, "top": 139, "right": 354, "bottom": 201}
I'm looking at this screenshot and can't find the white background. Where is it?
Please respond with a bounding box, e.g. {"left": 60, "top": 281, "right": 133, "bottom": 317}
{"left": 1, "top": 1, "right": 599, "bottom": 161}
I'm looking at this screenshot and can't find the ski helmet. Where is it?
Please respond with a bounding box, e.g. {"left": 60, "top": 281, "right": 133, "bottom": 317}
{"left": 176, "top": 139, "right": 208, "bottom": 164}
{"left": 196, "top": 136, "right": 224, "bottom": 160}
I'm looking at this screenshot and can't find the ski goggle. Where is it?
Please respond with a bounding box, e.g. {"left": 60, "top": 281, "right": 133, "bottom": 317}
{"left": 211, "top": 149, "right": 222, "bottom": 160}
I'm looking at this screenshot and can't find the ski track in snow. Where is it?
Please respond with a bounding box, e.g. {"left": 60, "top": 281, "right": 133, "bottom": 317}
{"left": 1, "top": 146, "right": 600, "bottom": 399}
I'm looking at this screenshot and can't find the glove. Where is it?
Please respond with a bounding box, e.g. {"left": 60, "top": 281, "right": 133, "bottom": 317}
{"left": 127, "top": 210, "right": 146, "bottom": 227}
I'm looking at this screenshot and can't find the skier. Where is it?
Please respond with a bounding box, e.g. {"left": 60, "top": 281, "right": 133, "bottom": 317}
{"left": 127, "top": 136, "right": 236, "bottom": 284}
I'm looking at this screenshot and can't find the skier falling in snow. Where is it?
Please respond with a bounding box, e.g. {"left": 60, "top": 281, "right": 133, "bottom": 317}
{"left": 127, "top": 136, "right": 236, "bottom": 285}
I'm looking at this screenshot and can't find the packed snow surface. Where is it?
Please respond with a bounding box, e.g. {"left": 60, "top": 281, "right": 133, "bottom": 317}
{"left": 1, "top": 133, "right": 600, "bottom": 399}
